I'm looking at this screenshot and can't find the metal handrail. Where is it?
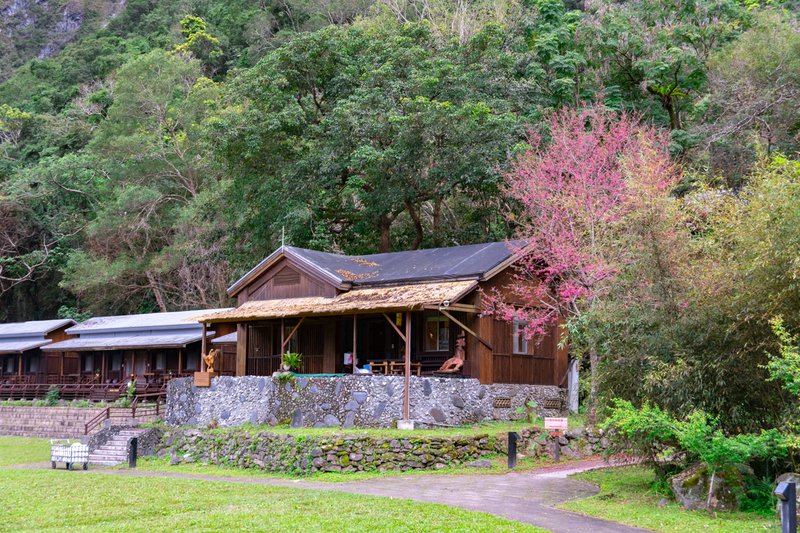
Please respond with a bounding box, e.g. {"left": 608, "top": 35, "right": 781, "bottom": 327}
{"left": 83, "top": 391, "right": 166, "bottom": 435}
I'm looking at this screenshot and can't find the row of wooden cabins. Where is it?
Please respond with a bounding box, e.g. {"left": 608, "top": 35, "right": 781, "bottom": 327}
{"left": 0, "top": 311, "right": 234, "bottom": 399}
{"left": 1, "top": 241, "right": 570, "bottom": 401}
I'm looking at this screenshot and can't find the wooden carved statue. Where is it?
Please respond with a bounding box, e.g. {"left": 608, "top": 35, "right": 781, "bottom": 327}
{"left": 437, "top": 332, "right": 466, "bottom": 374}
{"left": 203, "top": 348, "right": 220, "bottom": 374}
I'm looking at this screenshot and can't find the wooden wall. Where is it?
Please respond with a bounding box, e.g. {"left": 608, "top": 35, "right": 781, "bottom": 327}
{"left": 238, "top": 259, "right": 337, "bottom": 304}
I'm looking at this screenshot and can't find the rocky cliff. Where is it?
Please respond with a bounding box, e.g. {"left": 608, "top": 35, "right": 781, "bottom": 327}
{"left": 0, "top": 0, "right": 126, "bottom": 81}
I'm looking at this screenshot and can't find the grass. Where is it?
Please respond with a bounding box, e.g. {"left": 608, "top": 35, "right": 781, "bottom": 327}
{"left": 0, "top": 436, "right": 544, "bottom": 532}
{"left": 560, "top": 465, "right": 778, "bottom": 533}
{"left": 0, "top": 436, "right": 51, "bottom": 466}
{"left": 200, "top": 415, "right": 587, "bottom": 439}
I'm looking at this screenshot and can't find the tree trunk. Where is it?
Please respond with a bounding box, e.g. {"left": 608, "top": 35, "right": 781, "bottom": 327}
{"left": 587, "top": 346, "right": 600, "bottom": 426}
{"left": 405, "top": 200, "right": 424, "bottom": 250}
{"left": 146, "top": 271, "right": 168, "bottom": 313}
{"left": 378, "top": 215, "right": 393, "bottom": 253}
{"left": 663, "top": 95, "right": 682, "bottom": 130}
{"left": 432, "top": 198, "right": 442, "bottom": 245}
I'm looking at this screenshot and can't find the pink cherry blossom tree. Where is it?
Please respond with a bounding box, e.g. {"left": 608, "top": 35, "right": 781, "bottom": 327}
{"left": 486, "top": 103, "right": 678, "bottom": 423}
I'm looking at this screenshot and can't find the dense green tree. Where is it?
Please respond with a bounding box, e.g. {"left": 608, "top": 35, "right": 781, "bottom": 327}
{"left": 213, "top": 21, "right": 539, "bottom": 266}
{"left": 583, "top": 0, "right": 749, "bottom": 134}
{"left": 59, "top": 50, "right": 231, "bottom": 313}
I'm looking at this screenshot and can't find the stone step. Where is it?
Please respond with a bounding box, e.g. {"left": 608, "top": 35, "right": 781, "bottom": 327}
{"left": 97, "top": 444, "right": 128, "bottom": 453}
{"left": 89, "top": 459, "right": 125, "bottom": 466}
{"left": 89, "top": 454, "right": 128, "bottom": 462}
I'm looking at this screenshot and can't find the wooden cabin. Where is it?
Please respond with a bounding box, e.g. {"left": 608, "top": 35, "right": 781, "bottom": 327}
{"left": 42, "top": 310, "right": 235, "bottom": 385}
{"left": 0, "top": 319, "right": 76, "bottom": 384}
{"left": 196, "top": 242, "right": 569, "bottom": 386}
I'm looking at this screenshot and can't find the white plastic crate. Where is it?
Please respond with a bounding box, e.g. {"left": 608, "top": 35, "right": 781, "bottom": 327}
{"left": 50, "top": 439, "right": 89, "bottom": 470}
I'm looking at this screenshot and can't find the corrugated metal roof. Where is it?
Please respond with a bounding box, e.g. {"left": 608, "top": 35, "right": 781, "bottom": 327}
{"left": 0, "top": 319, "right": 76, "bottom": 339}
{"left": 199, "top": 280, "right": 478, "bottom": 323}
{"left": 66, "top": 309, "right": 231, "bottom": 335}
{"left": 0, "top": 339, "right": 51, "bottom": 355}
{"left": 228, "top": 241, "right": 523, "bottom": 295}
{"left": 290, "top": 241, "right": 520, "bottom": 285}
{"left": 211, "top": 332, "right": 237, "bottom": 344}
{"left": 42, "top": 333, "right": 207, "bottom": 352}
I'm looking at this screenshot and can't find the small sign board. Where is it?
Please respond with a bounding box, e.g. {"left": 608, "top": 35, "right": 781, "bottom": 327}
{"left": 194, "top": 371, "right": 211, "bottom": 387}
{"left": 544, "top": 417, "right": 568, "bottom": 430}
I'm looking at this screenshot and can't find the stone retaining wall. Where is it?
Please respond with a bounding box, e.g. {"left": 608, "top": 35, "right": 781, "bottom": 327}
{"left": 157, "top": 426, "right": 607, "bottom": 475}
{"left": 165, "top": 375, "right": 565, "bottom": 429}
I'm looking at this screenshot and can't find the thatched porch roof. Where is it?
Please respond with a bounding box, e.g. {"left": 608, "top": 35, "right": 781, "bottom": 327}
{"left": 193, "top": 280, "right": 478, "bottom": 323}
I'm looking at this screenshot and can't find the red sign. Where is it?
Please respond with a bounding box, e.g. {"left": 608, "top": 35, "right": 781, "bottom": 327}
{"left": 544, "top": 417, "right": 568, "bottom": 430}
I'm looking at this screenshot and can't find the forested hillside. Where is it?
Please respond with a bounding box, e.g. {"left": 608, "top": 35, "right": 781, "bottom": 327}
{"left": 1, "top": 0, "right": 798, "bottom": 322}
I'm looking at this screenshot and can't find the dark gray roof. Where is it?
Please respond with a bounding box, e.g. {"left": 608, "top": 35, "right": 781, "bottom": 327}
{"left": 229, "top": 241, "right": 522, "bottom": 295}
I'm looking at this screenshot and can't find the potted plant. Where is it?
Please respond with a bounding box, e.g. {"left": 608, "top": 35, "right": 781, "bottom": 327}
{"left": 281, "top": 352, "right": 302, "bottom": 372}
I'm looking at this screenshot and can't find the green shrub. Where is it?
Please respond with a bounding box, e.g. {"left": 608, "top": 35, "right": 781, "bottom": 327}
{"left": 45, "top": 385, "right": 60, "bottom": 406}
{"left": 603, "top": 400, "right": 791, "bottom": 483}
{"left": 601, "top": 399, "right": 680, "bottom": 481}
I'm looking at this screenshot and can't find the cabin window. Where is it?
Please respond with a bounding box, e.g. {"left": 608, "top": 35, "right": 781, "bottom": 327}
{"left": 28, "top": 357, "right": 39, "bottom": 373}
{"left": 83, "top": 355, "right": 94, "bottom": 373}
{"left": 186, "top": 355, "right": 198, "bottom": 371}
{"left": 155, "top": 352, "right": 166, "bottom": 371}
{"left": 111, "top": 353, "right": 122, "bottom": 371}
{"left": 512, "top": 319, "right": 529, "bottom": 355}
{"left": 424, "top": 315, "right": 450, "bottom": 352}
{"left": 4, "top": 358, "right": 13, "bottom": 373}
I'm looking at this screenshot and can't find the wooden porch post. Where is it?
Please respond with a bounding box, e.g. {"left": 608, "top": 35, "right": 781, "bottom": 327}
{"left": 280, "top": 318, "right": 285, "bottom": 355}
{"left": 201, "top": 323, "right": 208, "bottom": 371}
{"left": 102, "top": 352, "right": 107, "bottom": 382}
{"left": 60, "top": 351, "right": 64, "bottom": 378}
{"left": 404, "top": 311, "right": 411, "bottom": 420}
{"left": 178, "top": 349, "right": 183, "bottom": 375}
{"left": 352, "top": 314, "right": 357, "bottom": 374}
{"left": 235, "top": 323, "right": 247, "bottom": 376}
{"left": 17, "top": 353, "right": 22, "bottom": 378}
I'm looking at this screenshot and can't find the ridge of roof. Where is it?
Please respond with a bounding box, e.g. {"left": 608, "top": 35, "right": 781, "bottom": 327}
{"left": 227, "top": 241, "right": 522, "bottom": 296}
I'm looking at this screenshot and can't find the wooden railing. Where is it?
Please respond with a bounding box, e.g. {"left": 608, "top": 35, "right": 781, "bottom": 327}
{"left": 83, "top": 392, "right": 165, "bottom": 435}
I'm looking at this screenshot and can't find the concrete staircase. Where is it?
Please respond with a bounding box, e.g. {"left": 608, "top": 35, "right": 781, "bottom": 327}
{"left": 88, "top": 428, "right": 147, "bottom": 466}
{"left": 0, "top": 406, "right": 105, "bottom": 438}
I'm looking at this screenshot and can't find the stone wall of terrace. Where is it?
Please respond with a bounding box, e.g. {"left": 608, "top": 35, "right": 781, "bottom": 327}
{"left": 157, "top": 426, "right": 607, "bottom": 474}
{"left": 165, "top": 375, "right": 565, "bottom": 429}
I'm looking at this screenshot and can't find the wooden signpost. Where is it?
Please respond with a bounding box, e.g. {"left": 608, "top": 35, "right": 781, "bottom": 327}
{"left": 544, "top": 417, "right": 568, "bottom": 462}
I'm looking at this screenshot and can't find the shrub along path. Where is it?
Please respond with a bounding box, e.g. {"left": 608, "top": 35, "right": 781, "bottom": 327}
{"left": 14, "top": 458, "right": 648, "bottom": 532}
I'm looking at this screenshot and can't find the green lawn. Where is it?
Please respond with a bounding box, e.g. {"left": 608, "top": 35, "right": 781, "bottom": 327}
{"left": 0, "top": 437, "right": 542, "bottom": 532}
{"left": 0, "top": 436, "right": 51, "bottom": 466}
{"left": 200, "top": 416, "right": 586, "bottom": 439}
{"left": 560, "top": 466, "right": 778, "bottom": 533}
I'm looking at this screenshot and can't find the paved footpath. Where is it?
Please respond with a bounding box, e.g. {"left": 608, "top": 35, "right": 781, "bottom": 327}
{"left": 14, "top": 458, "right": 650, "bottom": 532}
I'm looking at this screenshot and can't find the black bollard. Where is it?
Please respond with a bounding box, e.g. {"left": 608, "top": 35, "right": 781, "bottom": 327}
{"left": 128, "top": 437, "right": 138, "bottom": 468}
{"left": 776, "top": 481, "right": 797, "bottom": 533}
{"left": 508, "top": 432, "right": 520, "bottom": 469}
